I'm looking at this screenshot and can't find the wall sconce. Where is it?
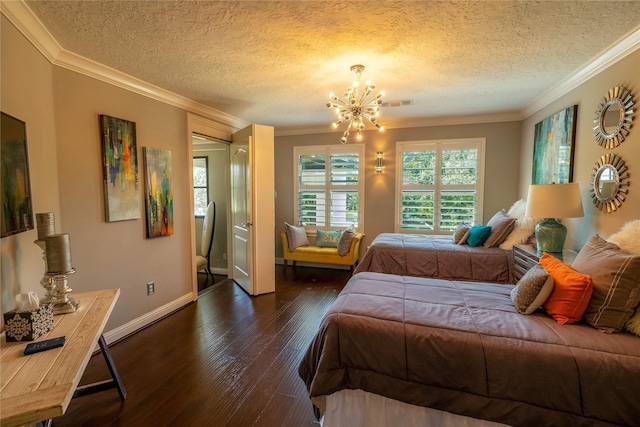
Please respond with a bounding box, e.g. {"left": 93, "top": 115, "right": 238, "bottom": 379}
{"left": 375, "top": 152, "right": 384, "bottom": 174}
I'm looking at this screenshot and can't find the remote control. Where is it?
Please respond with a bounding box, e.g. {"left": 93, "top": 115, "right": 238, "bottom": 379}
{"left": 24, "top": 336, "right": 66, "bottom": 355}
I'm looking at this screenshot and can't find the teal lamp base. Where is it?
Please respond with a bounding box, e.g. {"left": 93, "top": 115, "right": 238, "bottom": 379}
{"left": 535, "top": 218, "right": 567, "bottom": 255}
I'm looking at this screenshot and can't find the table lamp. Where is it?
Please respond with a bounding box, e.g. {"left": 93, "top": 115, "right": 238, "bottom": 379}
{"left": 525, "top": 183, "right": 584, "bottom": 255}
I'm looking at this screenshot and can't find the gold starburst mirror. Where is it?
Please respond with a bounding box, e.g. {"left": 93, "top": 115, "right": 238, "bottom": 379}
{"left": 593, "top": 86, "right": 635, "bottom": 149}
{"left": 589, "top": 153, "right": 629, "bottom": 213}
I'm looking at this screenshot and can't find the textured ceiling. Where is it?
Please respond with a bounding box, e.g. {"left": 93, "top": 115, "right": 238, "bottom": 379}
{"left": 24, "top": 1, "right": 640, "bottom": 131}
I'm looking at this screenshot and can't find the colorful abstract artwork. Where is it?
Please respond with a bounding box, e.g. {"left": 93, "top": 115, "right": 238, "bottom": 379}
{"left": 143, "top": 147, "right": 173, "bottom": 238}
{"left": 100, "top": 115, "right": 140, "bottom": 222}
{"left": 1, "top": 112, "right": 34, "bottom": 238}
{"left": 532, "top": 105, "right": 578, "bottom": 184}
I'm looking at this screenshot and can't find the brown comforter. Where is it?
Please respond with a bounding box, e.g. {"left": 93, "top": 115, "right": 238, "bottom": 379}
{"left": 299, "top": 272, "right": 640, "bottom": 426}
{"left": 353, "top": 233, "right": 513, "bottom": 284}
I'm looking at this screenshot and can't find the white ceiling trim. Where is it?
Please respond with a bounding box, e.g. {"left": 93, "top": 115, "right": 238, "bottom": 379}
{"left": 0, "top": 0, "right": 61, "bottom": 63}
{"left": 523, "top": 25, "right": 640, "bottom": 119}
{"left": 1, "top": 0, "right": 248, "bottom": 132}
{"left": 3, "top": 0, "right": 638, "bottom": 135}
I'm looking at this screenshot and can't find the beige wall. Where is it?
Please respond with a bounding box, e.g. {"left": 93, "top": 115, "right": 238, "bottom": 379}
{"left": 1, "top": 17, "right": 61, "bottom": 314}
{"left": 1, "top": 17, "right": 194, "bottom": 332}
{"left": 520, "top": 49, "right": 640, "bottom": 251}
{"left": 51, "top": 67, "right": 192, "bottom": 330}
{"left": 274, "top": 121, "right": 522, "bottom": 257}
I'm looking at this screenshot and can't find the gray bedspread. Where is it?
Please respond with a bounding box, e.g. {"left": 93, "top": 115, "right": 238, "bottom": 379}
{"left": 299, "top": 272, "right": 640, "bottom": 426}
{"left": 353, "top": 233, "right": 513, "bottom": 283}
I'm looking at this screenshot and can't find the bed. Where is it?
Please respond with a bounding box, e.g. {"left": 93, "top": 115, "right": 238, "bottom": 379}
{"left": 298, "top": 271, "right": 640, "bottom": 427}
{"left": 353, "top": 233, "right": 514, "bottom": 284}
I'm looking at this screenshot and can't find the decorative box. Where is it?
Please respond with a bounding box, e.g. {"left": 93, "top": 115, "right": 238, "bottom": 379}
{"left": 3, "top": 304, "right": 54, "bottom": 342}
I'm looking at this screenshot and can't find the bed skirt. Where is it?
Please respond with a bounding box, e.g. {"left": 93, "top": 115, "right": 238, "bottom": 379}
{"left": 316, "top": 389, "right": 510, "bottom": 427}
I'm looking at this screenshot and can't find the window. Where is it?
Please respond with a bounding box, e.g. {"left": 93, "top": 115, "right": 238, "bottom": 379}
{"left": 193, "top": 157, "right": 209, "bottom": 216}
{"left": 294, "top": 145, "right": 364, "bottom": 230}
{"left": 396, "top": 138, "right": 485, "bottom": 234}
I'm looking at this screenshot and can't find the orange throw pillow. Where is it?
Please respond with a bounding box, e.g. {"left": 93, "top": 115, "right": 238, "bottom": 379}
{"left": 540, "top": 252, "right": 593, "bottom": 324}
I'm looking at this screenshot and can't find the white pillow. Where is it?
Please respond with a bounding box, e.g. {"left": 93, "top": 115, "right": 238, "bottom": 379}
{"left": 506, "top": 199, "right": 527, "bottom": 219}
{"left": 607, "top": 219, "right": 640, "bottom": 254}
{"left": 626, "top": 310, "right": 640, "bottom": 336}
{"left": 499, "top": 216, "right": 540, "bottom": 250}
{"left": 284, "top": 222, "right": 309, "bottom": 251}
{"left": 497, "top": 199, "right": 540, "bottom": 250}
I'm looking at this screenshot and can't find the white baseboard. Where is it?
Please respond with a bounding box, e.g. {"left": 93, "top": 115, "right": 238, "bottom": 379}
{"left": 211, "top": 267, "right": 228, "bottom": 275}
{"left": 197, "top": 267, "right": 228, "bottom": 276}
{"left": 102, "top": 292, "right": 195, "bottom": 346}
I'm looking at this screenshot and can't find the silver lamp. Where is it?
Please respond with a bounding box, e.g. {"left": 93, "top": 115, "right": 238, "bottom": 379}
{"left": 525, "top": 183, "right": 584, "bottom": 255}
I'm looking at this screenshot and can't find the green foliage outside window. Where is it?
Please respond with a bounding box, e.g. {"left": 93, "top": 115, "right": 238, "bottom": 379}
{"left": 401, "top": 146, "right": 480, "bottom": 232}
{"left": 193, "top": 157, "right": 208, "bottom": 216}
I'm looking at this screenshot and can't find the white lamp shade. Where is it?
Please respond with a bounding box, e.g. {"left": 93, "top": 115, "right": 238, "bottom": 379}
{"left": 525, "top": 183, "right": 584, "bottom": 219}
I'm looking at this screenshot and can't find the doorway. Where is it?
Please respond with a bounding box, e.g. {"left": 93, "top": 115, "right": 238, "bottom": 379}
{"left": 193, "top": 135, "right": 230, "bottom": 293}
{"left": 186, "top": 114, "right": 275, "bottom": 299}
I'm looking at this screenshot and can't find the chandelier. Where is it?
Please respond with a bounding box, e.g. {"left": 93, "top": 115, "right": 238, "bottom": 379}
{"left": 326, "top": 65, "right": 385, "bottom": 144}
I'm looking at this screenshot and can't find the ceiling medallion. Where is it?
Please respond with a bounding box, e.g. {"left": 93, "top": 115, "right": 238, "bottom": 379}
{"left": 326, "top": 65, "right": 385, "bottom": 144}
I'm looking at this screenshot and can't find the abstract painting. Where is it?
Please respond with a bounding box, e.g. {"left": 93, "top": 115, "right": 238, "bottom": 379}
{"left": 100, "top": 114, "right": 140, "bottom": 222}
{"left": 143, "top": 147, "right": 173, "bottom": 238}
{"left": 532, "top": 105, "right": 578, "bottom": 184}
{"left": 1, "top": 112, "right": 34, "bottom": 237}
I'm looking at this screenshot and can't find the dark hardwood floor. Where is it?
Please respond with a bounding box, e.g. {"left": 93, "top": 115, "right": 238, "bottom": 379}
{"left": 53, "top": 265, "right": 351, "bottom": 427}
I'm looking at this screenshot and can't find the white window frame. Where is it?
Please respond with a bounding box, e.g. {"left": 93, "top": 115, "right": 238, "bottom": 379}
{"left": 394, "top": 138, "right": 486, "bottom": 234}
{"left": 293, "top": 144, "right": 365, "bottom": 233}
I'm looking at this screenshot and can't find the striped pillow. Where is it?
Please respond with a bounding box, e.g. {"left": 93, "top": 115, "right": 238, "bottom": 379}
{"left": 573, "top": 235, "right": 640, "bottom": 333}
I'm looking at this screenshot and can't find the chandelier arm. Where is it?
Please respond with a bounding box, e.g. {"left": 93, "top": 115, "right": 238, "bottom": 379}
{"left": 359, "top": 87, "right": 372, "bottom": 104}
{"left": 327, "top": 65, "right": 384, "bottom": 143}
{"left": 332, "top": 98, "right": 349, "bottom": 107}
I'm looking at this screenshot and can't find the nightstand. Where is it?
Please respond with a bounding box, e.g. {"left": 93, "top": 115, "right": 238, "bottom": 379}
{"left": 512, "top": 244, "right": 578, "bottom": 283}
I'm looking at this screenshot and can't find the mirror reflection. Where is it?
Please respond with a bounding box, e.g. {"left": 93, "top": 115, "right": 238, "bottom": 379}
{"left": 602, "top": 102, "right": 623, "bottom": 136}
{"left": 595, "top": 165, "right": 618, "bottom": 201}
{"left": 593, "top": 86, "right": 635, "bottom": 149}
{"left": 589, "top": 154, "right": 629, "bottom": 213}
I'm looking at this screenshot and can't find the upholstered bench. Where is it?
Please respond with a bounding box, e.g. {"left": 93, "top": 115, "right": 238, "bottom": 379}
{"left": 280, "top": 231, "right": 364, "bottom": 272}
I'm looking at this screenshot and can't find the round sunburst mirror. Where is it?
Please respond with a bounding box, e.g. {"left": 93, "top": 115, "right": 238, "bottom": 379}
{"left": 589, "top": 153, "right": 629, "bottom": 213}
{"left": 593, "top": 86, "right": 635, "bottom": 149}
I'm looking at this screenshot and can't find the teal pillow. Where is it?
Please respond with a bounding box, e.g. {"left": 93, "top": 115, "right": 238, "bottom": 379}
{"left": 467, "top": 225, "right": 492, "bottom": 247}
{"left": 316, "top": 230, "right": 341, "bottom": 247}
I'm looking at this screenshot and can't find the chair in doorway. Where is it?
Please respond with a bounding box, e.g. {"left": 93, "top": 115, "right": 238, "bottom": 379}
{"left": 196, "top": 201, "right": 216, "bottom": 279}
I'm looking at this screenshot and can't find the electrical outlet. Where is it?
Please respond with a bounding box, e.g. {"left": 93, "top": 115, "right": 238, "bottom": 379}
{"left": 222, "top": 253, "right": 227, "bottom": 261}
{"left": 147, "top": 281, "right": 155, "bottom": 295}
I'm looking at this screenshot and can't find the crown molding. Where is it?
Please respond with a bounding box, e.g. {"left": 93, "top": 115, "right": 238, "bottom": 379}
{"left": 523, "top": 25, "right": 640, "bottom": 119}
{"left": 4, "top": 1, "right": 637, "bottom": 134}
{"left": 1, "top": 0, "right": 249, "bottom": 132}
{"left": 275, "top": 111, "right": 522, "bottom": 136}
{"left": 1, "top": 0, "right": 62, "bottom": 62}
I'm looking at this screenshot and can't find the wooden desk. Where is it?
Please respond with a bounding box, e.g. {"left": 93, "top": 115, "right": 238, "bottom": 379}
{"left": 1, "top": 289, "right": 125, "bottom": 427}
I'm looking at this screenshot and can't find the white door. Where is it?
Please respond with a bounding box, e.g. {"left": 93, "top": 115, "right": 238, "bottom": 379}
{"left": 230, "top": 144, "right": 251, "bottom": 293}
{"left": 230, "top": 125, "right": 275, "bottom": 295}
